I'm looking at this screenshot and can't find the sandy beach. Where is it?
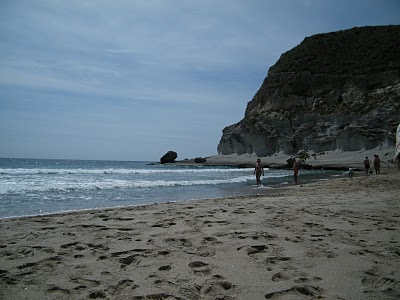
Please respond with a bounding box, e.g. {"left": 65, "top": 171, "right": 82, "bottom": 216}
{"left": 1, "top": 156, "right": 399, "bottom": 299}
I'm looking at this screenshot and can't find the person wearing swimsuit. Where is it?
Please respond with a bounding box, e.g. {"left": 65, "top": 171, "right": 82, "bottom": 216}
{"left": 253, "top": 159, "right": 264, "bottom": 186}
{"left": 364, "top": 157, "right": 370, "bottom": 175}
{"left": 293, "top": 160, "right": 299, "bottom": 184}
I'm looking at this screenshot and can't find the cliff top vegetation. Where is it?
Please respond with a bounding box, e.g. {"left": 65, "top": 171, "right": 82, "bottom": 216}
{"left": 269, "top": 25, "right": 400, "bottom": 75}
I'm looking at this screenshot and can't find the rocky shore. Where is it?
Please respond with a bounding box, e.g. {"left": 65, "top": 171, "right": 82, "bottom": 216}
{"left": 174, "top": 146, "right": 396, "bottom": 172}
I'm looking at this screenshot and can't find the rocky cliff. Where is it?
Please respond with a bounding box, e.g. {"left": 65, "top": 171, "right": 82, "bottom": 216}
{"left": 218, "top": 26, "right": 400, "bottom": 156}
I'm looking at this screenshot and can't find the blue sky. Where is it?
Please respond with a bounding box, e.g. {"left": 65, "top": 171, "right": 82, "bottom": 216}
{"left": 1, "top": 1, "right": 399, "bottom": 161}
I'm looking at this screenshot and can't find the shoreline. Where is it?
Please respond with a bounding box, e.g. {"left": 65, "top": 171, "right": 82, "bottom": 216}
{"left": 1, "top": 169, "right": 399, "bottom": 299}
{"left": 0, "top": 147, "right": 397, "bottom": 221}
{"left": 0, "top": 159, "right": 351, "bottom": 221}
{"left": 0, "top": 168, "right": 334, "bottom": 222}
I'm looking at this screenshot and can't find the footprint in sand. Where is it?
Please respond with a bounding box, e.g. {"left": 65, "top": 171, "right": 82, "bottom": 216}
{"left": 46, "top": 284, "right": 71, "bottom": 295}
{"left": 199, "top": 279, "right": 234, "bottom": 296}
{"left": 265, "top": 256, "right": 293, "bottom": 267}
{"left": 118, "top": 255, "right": 141, "bottom": 268}
{"left": 132, "top": 293, "right": 179, "bottom": 300}
{"left": 153, "top": 273, "right": 233, "bottom": 300}
{"left": 88, "top": 290, "right": 107, "bottom": 299}
{"left": 151, "top": 218, "right": 177, "bottom": 228}
{"left": 271, "top": 271, "right": 291, "bottom": 282}
{"left": 107, "top": 278, "right": 139, "bottom": 297}
{"left": 158, "top": 265, "right": 171, "bottom": 271}
{"left": 164, "top": 237, "right": 193, "bottom": 248}
{"left": 67, "top": 275, "right": 101, "bottom": 296}
{"left": 232, "top": 207, "right": 247, "bottom": 214}
{"left": 294, "top": 275, "right": 322, "bottom": 284}
{"left": 265, "top": 285, "right": 323, "bottom": 299}
{"left": 188, "top": 261, "right": 211, "bottom": 276}
{"left": 362, "top": 268, "right": 399, "bottom": 297}
{"left": 190, "top": 245, "right": 216, "bottom": 257}
{"left": 237, "top": 244, "right": 268, "bottom": 258}
{"left": 203, "top": 236, "right": 218, "bottom": 243}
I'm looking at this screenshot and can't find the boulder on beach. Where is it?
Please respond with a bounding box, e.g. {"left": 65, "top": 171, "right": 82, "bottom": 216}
{"left": 194, "top": 157, "right": 207, "bottom": 163}
{"left": 160, "top": 151, "right": 178, "bottom": 164}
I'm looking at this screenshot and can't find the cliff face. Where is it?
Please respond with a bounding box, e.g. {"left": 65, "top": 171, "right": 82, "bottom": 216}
{"left": 218, "top": 26, "right": 400, "bottom": 156}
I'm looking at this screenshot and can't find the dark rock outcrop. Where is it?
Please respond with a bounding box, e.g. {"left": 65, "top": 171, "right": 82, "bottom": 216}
{"left": 160, "top": 151, "right": 178, "bottom": 164}
{"left": 194, "top": 157, "right": 207, "bottom": 163}
{"left": 218, "top": 26, "right": 400, "bottom": 156}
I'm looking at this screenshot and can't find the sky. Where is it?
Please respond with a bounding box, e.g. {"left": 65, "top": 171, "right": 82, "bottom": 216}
{"left": 1, "top": 1, "right": 399, "bottom": 161}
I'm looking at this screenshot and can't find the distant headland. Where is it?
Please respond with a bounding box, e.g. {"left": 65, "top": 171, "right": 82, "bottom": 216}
{"left": 218, "top": 25, "right": 400, "bottom": 158}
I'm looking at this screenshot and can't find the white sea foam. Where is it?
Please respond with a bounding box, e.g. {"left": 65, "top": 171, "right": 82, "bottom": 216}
{"left": 0, "top": 175, "right": 256, "bottom": 195}
{"left": 0, "top": 158, "right": 337, "bottom": 219}
{"left": 0, "top": 167, "right": 249, "bottom": 176}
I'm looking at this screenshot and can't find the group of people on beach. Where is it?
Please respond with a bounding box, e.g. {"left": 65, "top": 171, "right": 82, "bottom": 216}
{"left": 363, "top": 155, "right": 381, "bottom": 175}
{"left": 253, "top": 158, "right": 299, "bottom": 186}
{"left": 349, "top": 154, "right": 381, "bottom": 179}
{"left": 254, "top": 154, "right": 383, "bottom": 185}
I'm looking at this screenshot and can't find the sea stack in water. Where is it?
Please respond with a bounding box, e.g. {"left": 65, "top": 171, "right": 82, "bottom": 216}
{"left": 218, "top": 25, "right": 400, "bottom": 156}
{"left": 160, "top": 151, "right": 178, "bottom": 164}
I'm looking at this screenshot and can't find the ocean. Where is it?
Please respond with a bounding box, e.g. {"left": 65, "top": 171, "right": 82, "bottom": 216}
{"left": 0, "top": 158, "right": 340, "bottom": 219}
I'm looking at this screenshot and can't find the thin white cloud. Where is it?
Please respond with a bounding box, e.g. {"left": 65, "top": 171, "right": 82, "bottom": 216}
{"left": 1, "top": 0, "right": 399, "bottom": 160}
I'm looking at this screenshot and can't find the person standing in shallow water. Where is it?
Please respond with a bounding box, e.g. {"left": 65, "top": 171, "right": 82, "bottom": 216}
{"left": 363, "top": 157, "right": 370, "bottom": 175}
{"left": 293, "top": 159, "right": 299, "bottom": 184}
{"left": 253, "top": 159, "right": 264, "bottom": 186}
{"left": 348, "top": 167, "right": 354, "bottom": 179}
